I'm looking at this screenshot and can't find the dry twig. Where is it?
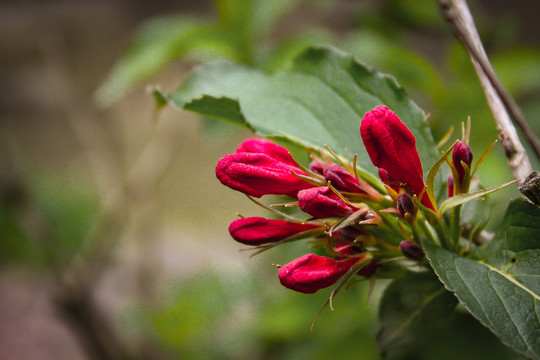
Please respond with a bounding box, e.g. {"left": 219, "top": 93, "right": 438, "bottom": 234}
{"left": 438, "top": 0, "right": 536, "bottom": 180}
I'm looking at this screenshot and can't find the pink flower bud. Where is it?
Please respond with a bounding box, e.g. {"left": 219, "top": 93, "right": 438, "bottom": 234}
{"left": 333, "top": 241, "right": 364, "bottom": 260}
{"left": 333, "top": 242, "right": 361, "bottom": 256}
{"left": 298, "top": 187, "right": 357, "bottom": 218}
{"left": 337, "top": 226, "right": 364, "bottom": 242}
{"left": 323, "top": 164, "right": 363, "bottom": 193}
{"left": 236, "top": 138, "right": 298, "bottom": 167}
{"left": 399, "top": 240, "right": 425, "bottom": 260}
{"left": 278, "top": 253, "right": 358, "bottom": 293}
{"left": 216, "top": 152, "right": 313, "bottom": 198}
{"left": 452, "top": 141, "right": 473, "bottom": 183}
{"left": 378, "top": 168, "right": 400, "bottom": 192}
{"left": 229, "top": 217, "right": 321, "bottom": 246}
{"left": 309, "top": 160, "right": 325, "bottom": 175}
{"left": 397, "top": 193, "right": 416, "bottom": 218}
{"left": 447, "top": 173, "right": 454, "bottom": 198}
{"left": 360, "top": 105, "right": 433, "bottom": 210}
{"left": 357, "top": 261, "right": 379, "bottom": 277}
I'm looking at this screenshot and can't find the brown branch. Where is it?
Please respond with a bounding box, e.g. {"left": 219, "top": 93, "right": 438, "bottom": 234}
{"left": 438, "top": 0, "right": 535, "bottom": 181}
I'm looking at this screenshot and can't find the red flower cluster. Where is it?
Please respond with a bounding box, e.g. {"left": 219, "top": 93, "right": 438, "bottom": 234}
{"left": 215, "top": 105, "right": 435, "bottom": 294}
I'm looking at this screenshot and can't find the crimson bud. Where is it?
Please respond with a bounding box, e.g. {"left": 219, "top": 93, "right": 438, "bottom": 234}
{"left": 397, "top": 193, "right": 416, "bottom": 218}
{"left": 298, "top": 186, "right": 357, "bottom": 218}
{"left": 360, "top": 105, "right": 433, "bottom": 210}
{"left": 452, "top": 141, "right": 473, "bottom": 183}
{"left": 278, "top": 253, "right": 358, "bottom": 293}
{"left": 399, "top": 240, "right": 425, "bottom": 260}
{"left": 236, "top": 138, "right": 298, "bottom": 167}
{"left": 229, "top": 217, "right": 321, "bottom": 246}
{"left": 216, "top": 152, "right": 313, "bottom": 198}
{"left": 323, "top": 164, "right": 363, "bottom": 193}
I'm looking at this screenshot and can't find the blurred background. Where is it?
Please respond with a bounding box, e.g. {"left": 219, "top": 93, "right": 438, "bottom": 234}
{"left": 1, "top": 0, "right": 539, "bottom": 359}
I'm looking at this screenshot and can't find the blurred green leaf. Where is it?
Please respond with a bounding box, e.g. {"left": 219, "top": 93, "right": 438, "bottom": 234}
{"left": 95, "top": 16, "right": 242, "bottom": 107}
{"left": 493, "top": 48, "right": 540, "bottom": 95}
{"left": 257, "top": 30, "right": 337, "bottom": 72}
{"left": 377, "top": 271, "right": 458, "bottom": 352}
{"left": 0, "top": 192, "right": 40, "bottom": 265}
{"left": 29, "top": 172, "right": 101, "bottom": 265}
{"left": 96, "top": 0, "right": 306, "bottom": 106}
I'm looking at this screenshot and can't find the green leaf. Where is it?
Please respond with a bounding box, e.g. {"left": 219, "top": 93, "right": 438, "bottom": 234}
{"left": 184, "top": 95, "right": 250, "bottom": 129}
{"left": 95, "top": 16, "right": 241, "bottom": 107}
{"left": 422, "top": 239, "right": 540, "bottom": 359}
{"left": 377, "top": 271, "right": 458, "bottom": 352}
{"left": 437, "top": 180, "right": 518, "bottom": 216}
{"left": 473, "top": 198, "right": 540, "bottom": 260}
{"left": 485, "top": 250, "right": 540, "bottom": 295}
{"left": 163, "top": 46, "right": 441, "bottom": 192}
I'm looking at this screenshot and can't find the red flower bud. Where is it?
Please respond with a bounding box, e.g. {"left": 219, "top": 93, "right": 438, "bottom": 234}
{"left": 452, "top": 141, "right": 473, "bottom": 183}
{"left": 378, "top": 168, "right": 400, "bottom": 192}
{"left": 298, "top": 187, "right": 357, "bottom": 218}
{"left": 357, "top": 261, "right": 379, "bottom": 277}
{"left": 399, "top": 240, "right": 425, "bottom": 260}
{"left": 236, "top": 138, "right": 298, "bottom": 167}
{"left": 278, "top": 253, "right": 358, "bottom": 293}
{"left": 447, "top": 173, "right": 454, "bottom": 198}
{"left": 397, "top": 193, "right": 416, "bottom": 218}
{"left": 309, "top": 160, "right": 325, "bottom": 175}
{"left": 333, "top": 241, "right": 365, "bottom": 260}
{"left": 229, "top": 217, "right": 321, "bottom": 246}
{"left": 337, "top": 226, "right": 364, "bottom": 242}
{"left": 216, "top": 152, "right": 313, "bottom": 198}
{"left": 323, "top": 164, "right": 363, "bottom": 193}
{"left": 360, "top": 105, "right": 433, "bottom": 209}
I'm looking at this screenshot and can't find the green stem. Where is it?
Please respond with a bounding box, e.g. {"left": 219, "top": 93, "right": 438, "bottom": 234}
{"left": 379, "top": 212, "right": 406, "bottom": 241}
{"left": 411, "top": 221, "right": 421, "bottom": 244}
{"left": 433, "top": 220, "right": 453, "bottom": 251}
{"left": 451, "top": 204, "right": 462, "bottom": 251}
{"left": 417, "top": 217, "right": 437, "bottom": 245}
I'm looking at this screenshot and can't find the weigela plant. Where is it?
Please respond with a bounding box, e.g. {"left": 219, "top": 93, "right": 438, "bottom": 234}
{"left": 215, "top": 105, "right": 516, "bottom": 300}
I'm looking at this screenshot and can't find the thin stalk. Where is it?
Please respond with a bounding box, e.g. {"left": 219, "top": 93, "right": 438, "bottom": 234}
{"left": 417, "top": 218, "right": 437, "bottom": 245}
{"left": 438, "top": 0, "right": 535, "bottom": 179}
{"left": 451, "top": 205, "right": 462, "bottom": 250}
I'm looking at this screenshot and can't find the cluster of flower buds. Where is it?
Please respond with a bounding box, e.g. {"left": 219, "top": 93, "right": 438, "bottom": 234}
{"left": 215, "top": 105, "right": 457, "bottom": 295}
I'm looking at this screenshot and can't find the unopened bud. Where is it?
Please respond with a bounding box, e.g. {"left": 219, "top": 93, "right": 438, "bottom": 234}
{"left": 236, "top": 138, "right": 298, "bottom": 167}
{"left": 309, "top": 160, "right": 325, "bottom": 175}
{"left": 518, "top": 171, "right": 540, "bottom": 206}
{"left": 298, "top": 187, "right": 357, "bottom": 219}
{"left": 229, "top": 217, "right": 321, "bottom": 245}
{"left": 360, "top": 105, "right": 433, "bottom": 210}
{"left": 447, "top": 173, "right": 454, "bottom": 198}
{"left": 397, "top": 193, "right": 416, "bottom": 218}
{"left": 453, "top": 141, "right": 473, "bottom": 183}
{"left": 399, "top": 240, "right": 424, "bottom": 260}
{"left": 356, "top": 261, "right": 379, "bottom": 277}
{"left": 333, "top": 242, "right": 363, "bottom": 259}
{"left": 216, "top": 152, "right": 314, "bottom": 198}
{"left": 323, "top": 164, "right": 363, "bottom": 193}
{"left": 278, "top": 253, "right": 358, "bottom": 293}
{"left": 337, "top": 226, "right": 364, "bottom": 242}
{"left": 378, "top": 168, "right": 399, "bottom": 192}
